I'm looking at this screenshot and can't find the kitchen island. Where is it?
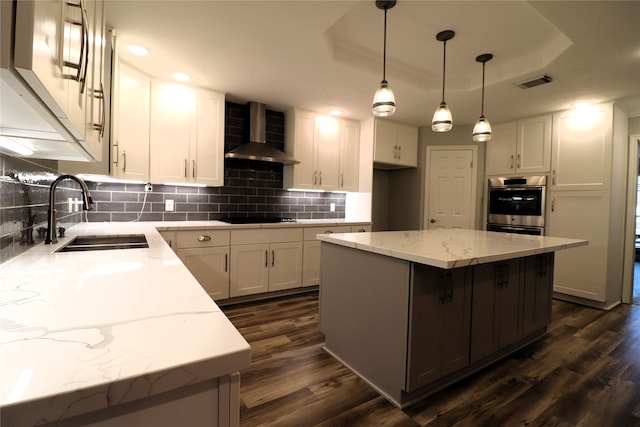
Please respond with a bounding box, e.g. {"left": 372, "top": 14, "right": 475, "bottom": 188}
{"left": 317, "top": 229, "right": 587, "bottom": 408}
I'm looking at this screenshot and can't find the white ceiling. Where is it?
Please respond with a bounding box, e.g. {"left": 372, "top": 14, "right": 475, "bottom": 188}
{"left": 107, "top": 0, "right": 640, "bottom": 127}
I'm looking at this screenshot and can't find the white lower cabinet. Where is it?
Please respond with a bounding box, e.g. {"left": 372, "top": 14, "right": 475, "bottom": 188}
{"left": 547, "top": 191, "right": 610, "bottom": 302}
{"left": 302, "top": 226, "right": 350, "bottom": 287}
{"left": 167, "top": 224, "right": 371, "bottom": 300}
{"left": 302, "top": 225, "right": 370, "bottom": 287}
{"left": 229, "top": 228, "right": 303, "bottom": 297}
{"left": 175, "top": 230, "right": 230, "bottom": 300}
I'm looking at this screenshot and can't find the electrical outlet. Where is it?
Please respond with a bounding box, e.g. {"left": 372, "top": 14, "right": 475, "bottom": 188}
{"left": 145, "top": 183, "right": 152, "bottom": 192}
{"left": 330, "top": 203, "right": 336, "bottom": 212}
{"left": 165, "top": 199, "right": 174, "bottom": 211}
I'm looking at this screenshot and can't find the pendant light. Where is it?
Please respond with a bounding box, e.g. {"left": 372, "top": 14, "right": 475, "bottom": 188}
{"left": 431, "top": 30, "right": 455, "bottom": 132}
{"left": 472, "top": 53, "right": 493, "bottom": 142}
{"left": 372, "top": 1, "right": 397, "bottom": 117}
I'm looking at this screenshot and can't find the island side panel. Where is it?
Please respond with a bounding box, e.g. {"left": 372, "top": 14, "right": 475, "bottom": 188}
{"left": 319, "top": 242, "right": 410, "bottom": 405}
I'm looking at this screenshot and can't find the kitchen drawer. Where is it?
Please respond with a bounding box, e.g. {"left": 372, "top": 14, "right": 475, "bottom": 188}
{"left": 176, "top": 229, "right": 230, "bottom": 248}
{"left": 303, "top": 226, "right": 351, "bottom": 241}
{"left": 231, "top": 228, "right": 303, "bottom": 245}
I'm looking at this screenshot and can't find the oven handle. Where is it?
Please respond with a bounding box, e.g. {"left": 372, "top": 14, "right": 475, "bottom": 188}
{"left": 488, "top": 186, "right": 544, "bottom": 191}
{"left": 487, "top": 224, "right": 544, "bottom": 235}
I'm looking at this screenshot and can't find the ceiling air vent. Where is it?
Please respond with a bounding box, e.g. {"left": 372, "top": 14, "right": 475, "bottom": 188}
{"left": 515, "top": 75, "right": 553, "bottom": 89}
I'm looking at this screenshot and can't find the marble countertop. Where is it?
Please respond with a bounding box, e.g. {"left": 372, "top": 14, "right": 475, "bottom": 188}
{"left": 0, "top": 222, "right": 252, "bottom": 425}
{"left": 317, "top": 229, "right": 588, "bottom": 269}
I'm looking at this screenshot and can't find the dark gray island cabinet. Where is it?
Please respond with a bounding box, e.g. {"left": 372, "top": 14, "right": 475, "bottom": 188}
{"left": 317, "top": 229, "right": 586, "bottom": 408}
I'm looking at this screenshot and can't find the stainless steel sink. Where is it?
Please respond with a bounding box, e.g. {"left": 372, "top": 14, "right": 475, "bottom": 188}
{"left": 56, "top": 234, "right": 149, "bottom": 252}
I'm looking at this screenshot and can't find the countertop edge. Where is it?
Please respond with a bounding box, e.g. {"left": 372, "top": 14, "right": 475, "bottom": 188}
{"left": 317, "top": 230, "right": 588, "bottom": 269}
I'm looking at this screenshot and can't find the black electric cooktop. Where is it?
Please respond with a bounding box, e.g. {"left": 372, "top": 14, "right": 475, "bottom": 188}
{"left": 217, "top": 217, "right": 297, "bottom": 224}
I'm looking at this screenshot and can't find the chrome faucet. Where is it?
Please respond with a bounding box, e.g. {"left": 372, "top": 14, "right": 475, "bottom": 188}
{"left": 45, "top": 175, "right": 94, "bottom": 244}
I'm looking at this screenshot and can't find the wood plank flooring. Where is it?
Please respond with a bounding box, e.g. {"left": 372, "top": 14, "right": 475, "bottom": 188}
{"left": 221, "top": 292, "right": 640, "bottom": 426}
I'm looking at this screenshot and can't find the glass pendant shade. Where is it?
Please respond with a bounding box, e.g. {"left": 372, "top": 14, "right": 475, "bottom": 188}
{"left": 372, "top": 1, "right": 396, "bottom": 117}
{"left": 431, "top": 102, "right": 453, "bottom": 132}
{"left": 372, "top": 80, "right": 396, "bottom": 117}
{"left": 472, "top": 53, "right": 493, "bottom": 143}
{"left": 472, "top": 115, "right": 492, "bottom": 142}
{"left": 432, "top": 30, "right": 455, "bottom": 132}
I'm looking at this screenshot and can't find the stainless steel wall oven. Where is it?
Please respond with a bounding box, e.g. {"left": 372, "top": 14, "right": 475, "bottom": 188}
{"left": 487, "top": 176, "right": 547, "bottom": 235}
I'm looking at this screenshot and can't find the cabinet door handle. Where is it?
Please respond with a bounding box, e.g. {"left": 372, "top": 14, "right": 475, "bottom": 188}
{"left": 319, "top": 171, "right": 322, "bottom": 185}
{"left": 63, "top": 0, "right": 89, "bottom": 91}
{"left": 503, "top": 263, "right": 509, "bottom": 287}
{"left": 551, "top": 197, "right": 556, "bottom": 212}
{"left": 113, "top": 143, "right": 119, "bottom": 168}
{"left": 184, "top": 159, "right": 188, "bottom": 178}
{"left": 192, "top": 160, "right": 196, "bottom": 178}
{"left": 516, "top": 154, "right": 521, "bottom": 169}
{"left": 495, "top": 263, "right": 504, "bottom": 287}
{"left": 272, "top": 250, "right": 275, "bottom": 267}
{"left": 224, "top": 253, "right": 228, "bottom": 273}
{"left": 341, "top": 173, "right": 344, "bottom": 187}
{"left": 537, "top": 255, "right": 547, "bottom": 277}
{"left": 197, "top": 235, "right": 211, "bottom": 242}
{"left": 510, "top": 154, "right": 514, "bottom": 169}
{"left": 552, "top": 169, "right": 556, "bottom": 186}
{"left": 91, "top": 84, "right": 105, "bottom": 134}
{"left": 313, "top": 171, "right": 318, "bottom": 185}
{"left": 398, "top": 145, "right": 401, "bottom": 159}
{"left": 100, "top": 83, "right": 106, "bottom": 138}
{"left": 122, "top": 151, "right": 127, "bottom": 173}
{"left": 265, "top": 250, "right": 268, "bottom": 268}
{"left": 439, "top": 272, "right": 446, "bottom": 304}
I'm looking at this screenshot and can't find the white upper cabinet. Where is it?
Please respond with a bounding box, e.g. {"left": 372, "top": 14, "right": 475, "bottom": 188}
{"left": 550, "top": 105, "right": 612, "bottom": 191}
{"left": 373, "top": 119, "right": 418, "bottom": 169}
{"left": 149, "top": 82, "right": 225, "bottom": 186}
{"left": 339, "top": 119, "right": 360, "bottom": 192}
{"left": 13, "top": 0, "right": 69, "bottom": 126}
{"left": 83, "top": 0, "right": 106, "bottom": 160}
{"left": 485, "top": 114, "right": 552, "bottom": 176}
{"left": 191, "top": 91, "right": 225, "bottom": 186}
{"left": 111, "top": 62, "right": 151, "bottom": 182}
{"left": 4, "top": 0, "right": 104, "bottom": 160}
{"left": 284, "top": 109, "right": 360, "bottom": 192}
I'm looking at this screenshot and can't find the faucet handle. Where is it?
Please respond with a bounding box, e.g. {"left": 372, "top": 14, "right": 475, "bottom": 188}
{"left": 58, "top": 226, "right": 66, "bottom": 238}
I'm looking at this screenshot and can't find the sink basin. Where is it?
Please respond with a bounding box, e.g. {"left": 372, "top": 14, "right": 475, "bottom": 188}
{"left": 56, "top": 234, "right": 149, "bottom": 252}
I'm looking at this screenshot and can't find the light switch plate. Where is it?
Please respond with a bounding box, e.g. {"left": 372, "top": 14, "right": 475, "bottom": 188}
{"left": 165, "top": 199, "right": 174, "bottom": 211}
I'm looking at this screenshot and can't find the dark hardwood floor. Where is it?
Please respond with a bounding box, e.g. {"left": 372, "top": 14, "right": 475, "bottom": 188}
{"left": 222, "top": 292, "right": 640, "bottom": 426}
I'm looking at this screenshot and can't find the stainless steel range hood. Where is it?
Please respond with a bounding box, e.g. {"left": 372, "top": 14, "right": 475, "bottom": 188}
{"left": 225, "top": 102, "right": 299, "bottom": 165}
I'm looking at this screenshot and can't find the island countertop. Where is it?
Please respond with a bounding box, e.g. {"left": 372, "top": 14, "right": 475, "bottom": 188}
{"left": 316, "top": 228, "right": 588, "bottom": 269}
{"left": 0, "top": 222, "right": 251, "bottom": 426}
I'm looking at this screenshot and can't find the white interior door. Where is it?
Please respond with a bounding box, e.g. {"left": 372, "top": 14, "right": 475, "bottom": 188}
{"left": 424, "top": 147, "right": 477, "bottom": 230}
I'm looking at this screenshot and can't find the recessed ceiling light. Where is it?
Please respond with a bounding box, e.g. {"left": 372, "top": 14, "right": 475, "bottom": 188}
{"left": 173, "top": 72, "right": 190, "bottom": 82}
{"left": 329, "top": 109, "right": 343, "bottom": 116}
{"left": 128, "top": 45, "right": 149, "bottom": 57}
{"left": 572, "top": 102, "right": 591, "bottom": 109}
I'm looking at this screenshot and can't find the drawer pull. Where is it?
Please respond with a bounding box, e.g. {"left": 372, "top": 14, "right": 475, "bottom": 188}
{"left": 197, "top": 235, "right": 212, "bottom": 242}
{"left": 325, "top": 230, "right": 333, "bottom": 234}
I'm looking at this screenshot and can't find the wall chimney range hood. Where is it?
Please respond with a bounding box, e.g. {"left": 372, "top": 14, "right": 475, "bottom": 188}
{"left": 225, "top": 102, "right": 299, "bottom": 165}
